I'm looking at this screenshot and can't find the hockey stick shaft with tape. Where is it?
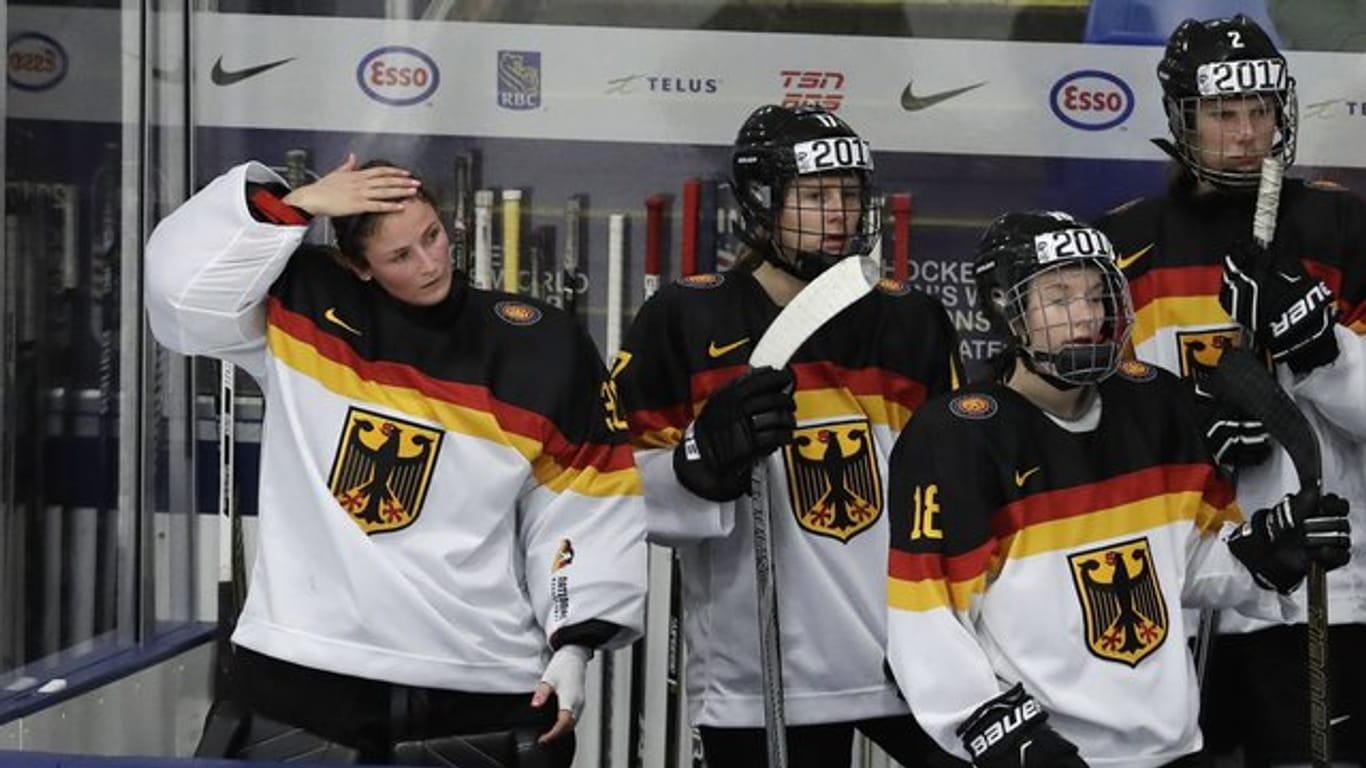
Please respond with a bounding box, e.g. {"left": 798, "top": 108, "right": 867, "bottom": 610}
{"left": 748, "top": 256, "right": 880, "bottom": 768}
{"left": 1214, "top": 144, "right": 1332, "bottom": 757}
{"left": 473, "top": 190, "right": 494, "bottom": 290}
{"left": 502, "top": 189, "right": 523, "bottom": 294}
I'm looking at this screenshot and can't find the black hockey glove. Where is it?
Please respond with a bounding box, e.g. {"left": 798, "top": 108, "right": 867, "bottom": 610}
{"left": 1228, "top": 488, "right": 1352, "bottom": 593}
{"left": 1219, "top": 242, "right": 1340, "bottom": 374}
{"left": 956, "top": 684, "right": 1089, "bottom": 768}
{"left": 673, "top": 366, "right": 796, "bottom": 502}
{"left": 1185, "top": 357, "right": 1272, "bottom": 469}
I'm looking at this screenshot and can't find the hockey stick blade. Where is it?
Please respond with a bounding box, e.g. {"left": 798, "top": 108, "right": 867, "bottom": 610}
{"left": 1207, "top": 346, "right": 1330, "bottom": 765}
{"left": 747, "top": 255, "right": 879, "bottom": 768}
{"left": 1207, "top": 347, "right": 1320, "bottom": 490}
{"left": 750, "top": 256, "right": 880, "bottom": 368}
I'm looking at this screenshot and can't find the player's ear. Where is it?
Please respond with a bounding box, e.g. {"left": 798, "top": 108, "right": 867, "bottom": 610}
{"left": 329, "top": 246, "right": 373, "bottom": 281}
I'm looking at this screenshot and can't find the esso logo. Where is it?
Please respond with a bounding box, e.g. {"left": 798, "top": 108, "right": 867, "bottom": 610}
{"left": 8, "top": 32, "right": 68, "bottom": 92}
{"left": 1049, "top": 70, "right": 1134, "bottom": 131}
{"left": 356, "top": 46, "right": 439, "bottom": 106}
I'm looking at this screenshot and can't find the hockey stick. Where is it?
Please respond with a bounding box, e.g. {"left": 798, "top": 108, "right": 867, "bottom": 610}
{"left": 502, "top": 189, "right": 523, "bottom": 294}
{"left": 1207, "top": 157, "right": 1329, "bottom": 765}
{"left": 697, "top": 179, "right": 718, "bottom": 276}
{"left": 1194, "top": 155, "right": 1287, "bottom": 687}
{"left": 451, "top": 153, "right": 473, "bottom": 276}
{"left": 604, "top": 210, "right": 630, "bottom": 768}
{"left": 890, "top": 193, "right": 913, "bottom": 283}
{"left": 1205, "top": 346, "right": 1328, "bottom": 765}
{"left": 644, "top": 196, "right": 665, "bottom": 299}
{"left": 605, "top": 214, "right": 626, "bottom": 360}
{"left": 559, "top": 196, "right": 584, "bottom": 314}
{"left": 1251, "top": 156, "right": 1330, "bottom": 767}
{"left": 637, "top": 193, "right": 683, "bottom": 768}
{"left": 473, "top": 190, "right": 494, "bottom": 290}
{"left": 748, "top": 255, "right": 880, "bottom": 768}
{"left": 680, "top": 180, "right": 699, "bottom": 279}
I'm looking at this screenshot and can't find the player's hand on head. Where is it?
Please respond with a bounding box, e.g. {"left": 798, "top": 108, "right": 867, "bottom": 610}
{"left": 532, "top": 645, "right": 590, "bottom": 743}
{"left": 673, "top": 366, "right": 797, "bottom": 502}
{"left": 281, "top": 153, "right": 421, "bottom": 217}
{"left": 1218, "top": 242, "right": 1340, "bottom": 373}
{"left": 1229, "top": 488, "right": 1351, "bottom": 592}
{"left": 956, "top": 684, "right": 1089, "bottom": 768}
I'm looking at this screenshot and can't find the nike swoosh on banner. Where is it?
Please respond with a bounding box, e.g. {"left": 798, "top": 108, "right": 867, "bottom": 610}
{"left": 324, "top": 307, "right": 362, "bottom": 336}
{"left": 900, "top": 79, "right": 987, "bottom": 111}
{"left": 1116, "top": 243, "right": 1155, "bottom": 271}
{"left": 707, "top": 337, "right": 750, "bottom": 358}
{"left": 211, "top": 56, "right": 295, "bottom": 86}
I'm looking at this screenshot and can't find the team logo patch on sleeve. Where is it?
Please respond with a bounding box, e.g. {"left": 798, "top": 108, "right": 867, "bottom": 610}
{"left": 1068, "top": 537, "right": 1168, "bottom": 667}
{"left": 876, "top": 277, "right": 911, "bottom": 296}
{"left": 679, "top": 274, "right": 724, "bottom": 289}
{"left": 495, "top": 300, "right": 543, "bottom": 326}
{"left": 327, "top": 407, "right": 444, "bottom": 535}
{"left": 949, "top": 393, "right": 998, "bottom": 420}
{"left": 552, "top": 538, "right": 575, "bottom": 571}
{"left": 1115, "top": 359, "right": 1157, "bottom": 382}
{"left": 783, "top": 417, "right": 881, "bottom": 543}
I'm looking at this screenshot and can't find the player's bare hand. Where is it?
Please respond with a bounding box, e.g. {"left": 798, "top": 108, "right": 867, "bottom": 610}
{"left": 532, "top": 681, "right": 576, "bottom": 743}
{"left": 532, "top": 645, "right": 590, "bottom": 744}
{"left": 282, "top": 153, "right": 420, "bottom": 217}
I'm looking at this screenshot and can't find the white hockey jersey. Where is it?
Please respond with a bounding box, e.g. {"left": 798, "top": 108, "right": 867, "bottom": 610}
{"left": 1097, "top": 182, "right": 1366, "bottom": 632}
{"left": 886, "top": 365, "right": 1293, "bottom": 767}
{"left": 613, "top": 271, "right": 960, "bottom": 727}
{"left": 144, "top": 162, "right": 647, "bottom": 693}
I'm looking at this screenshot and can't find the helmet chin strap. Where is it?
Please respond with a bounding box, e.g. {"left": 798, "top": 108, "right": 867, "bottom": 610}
{"left": 1019, "top": 342, "right": 1121, "bottom": 389}
{"left": 765, "top": 241, "right": 845, "bottom": 283}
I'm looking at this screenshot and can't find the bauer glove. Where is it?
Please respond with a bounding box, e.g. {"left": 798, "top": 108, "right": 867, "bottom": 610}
{"left": 1228, "top": 488, "right": 1352, "bottom": 593}
{"left": 673, "top": 366, "right": 796, "bottom": 502}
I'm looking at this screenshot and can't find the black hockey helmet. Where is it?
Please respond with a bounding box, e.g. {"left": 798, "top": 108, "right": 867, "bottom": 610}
{"left": 974, "top": 211, "right": 1134, "bottom": 386}
{"left": 731, "top": 104, "right": 879, "bottom": 281}
{"left": 1156, "top": 14, "right": 1297, "bottom": 188}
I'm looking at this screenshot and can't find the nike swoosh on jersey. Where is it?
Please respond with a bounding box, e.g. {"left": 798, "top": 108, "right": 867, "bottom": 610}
{"left": 1116, "top": 243, "right": 1155, "bottom": 270}
{"left": 900, "top": 79, "right": 987, "bottom": 111}
{"left": 1014, "top": 466, "right": 1041, "bottom": 487}
{"left": 211, "top": 56, "right": 295, "bottom": 86}
{"left": 324, "top": 307, "right": 362, "bottom": 336}
{"left": 707, "top": 337, "right": 750, "bottom": 358}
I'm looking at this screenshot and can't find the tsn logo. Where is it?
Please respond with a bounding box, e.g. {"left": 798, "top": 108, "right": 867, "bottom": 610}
{"left": 781, "top": 70, "right": 845, "bottom": 111}
{"left": 967, "top": 697, "right": 1042, "bottom": 758}
{"left": 1272, "top": 281, "right": 1334, "bottom": 338}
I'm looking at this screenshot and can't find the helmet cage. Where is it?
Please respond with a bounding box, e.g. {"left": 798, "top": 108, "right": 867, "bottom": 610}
{"left": 1157, "top": 14, "right": 1298, "bottom": 187}
{"left": 976, "top": 217, "right": 1135, "bottom": 386}
{"left": 732, "top": 106, "right": 881, "bottom": 280}
{"left": 1164, "top": 81, "right": 1298, "bottom": 188}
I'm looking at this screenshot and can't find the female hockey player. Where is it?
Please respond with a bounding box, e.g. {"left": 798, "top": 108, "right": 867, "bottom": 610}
{"left": 611, "top": 104, "right": 964, "bottom": 768}
{"left": 885, "top": 210, "right": 1351, "bottom": 768}
{"left": 1095, "top": 15, "right": 1366, "bottom": 765}
{"left": 144, "top": 155, "right": 647, "bottom": 766}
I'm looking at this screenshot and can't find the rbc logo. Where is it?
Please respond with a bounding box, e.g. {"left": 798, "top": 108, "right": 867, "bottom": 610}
{"left": 7, "top": 32, "right": 68, "bottom": 91}
{"left": 1049, "top": 70, "right": 1134, "bottom": 131}
{"left": 497, "top": 50, "right": 541, "bottom": 110}
{"left": 356, "top": 46, "right": 439, "bottom": 107}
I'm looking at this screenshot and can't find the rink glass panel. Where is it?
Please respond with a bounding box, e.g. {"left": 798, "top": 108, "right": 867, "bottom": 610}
{"left": 2, "top": 0, "right": 1364, "bottom": 714}
{"left": 1, "top": 0, "right": 196, "bottom": 706}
